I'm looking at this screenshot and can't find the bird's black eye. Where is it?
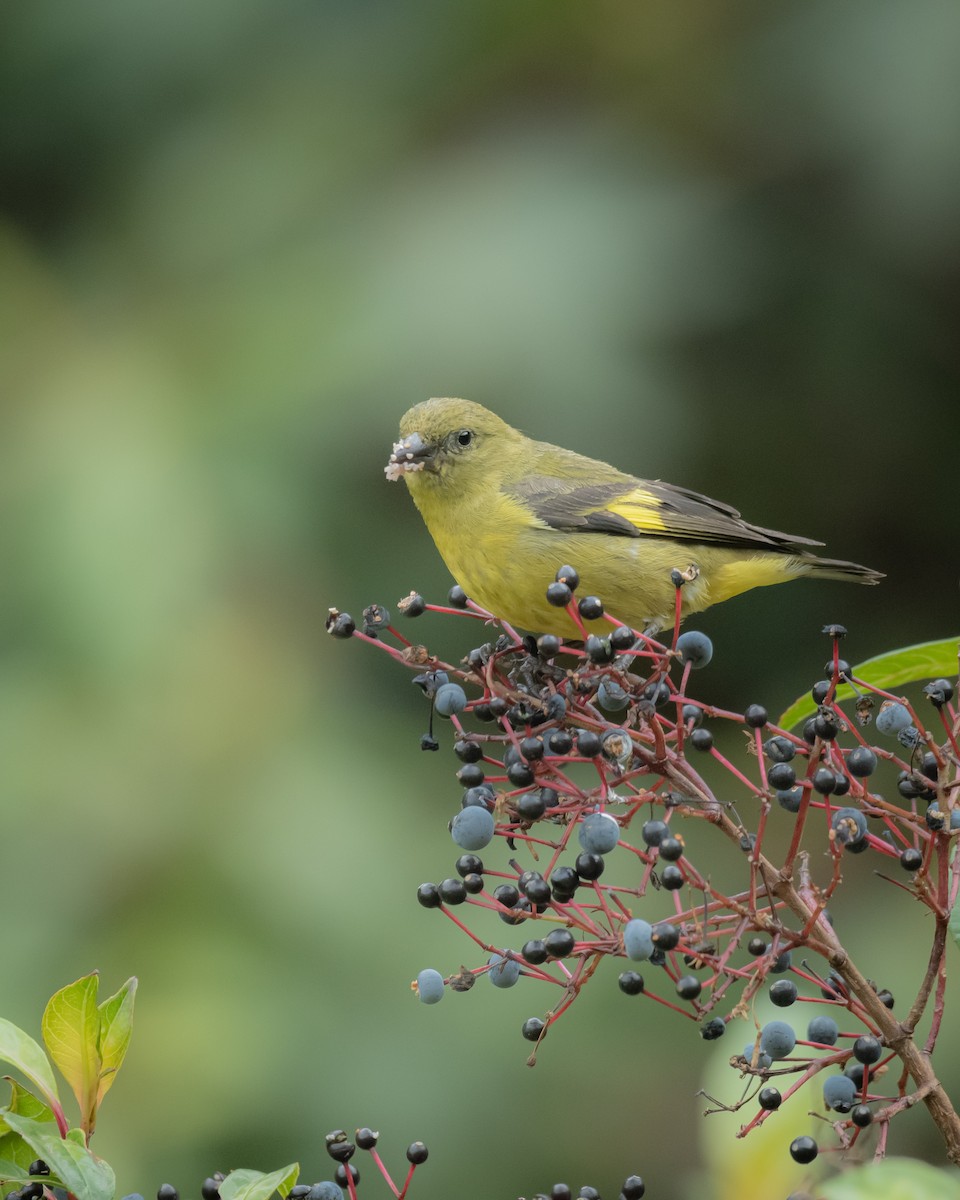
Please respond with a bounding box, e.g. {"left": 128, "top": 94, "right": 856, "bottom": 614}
{"left": 456, "top": 429, "right": 473, "bottom": 447}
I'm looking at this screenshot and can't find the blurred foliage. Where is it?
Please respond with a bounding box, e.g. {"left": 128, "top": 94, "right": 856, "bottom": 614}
{"left": 1, "top": 2, "right": 959, "bottom": 1198}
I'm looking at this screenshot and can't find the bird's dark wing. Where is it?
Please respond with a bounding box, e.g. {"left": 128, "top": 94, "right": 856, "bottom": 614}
{"left": 506, "top": 474, "right": 825, "bottom": 553}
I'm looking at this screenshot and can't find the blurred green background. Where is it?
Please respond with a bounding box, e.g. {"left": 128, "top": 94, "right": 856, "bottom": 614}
{"left": 2, "top": 2, "right": 959, "bottom": 1198}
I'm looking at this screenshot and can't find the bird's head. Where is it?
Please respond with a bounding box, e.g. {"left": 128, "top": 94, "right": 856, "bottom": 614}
{"left": 385, "top": 398, "right": 519, "bottom": 493}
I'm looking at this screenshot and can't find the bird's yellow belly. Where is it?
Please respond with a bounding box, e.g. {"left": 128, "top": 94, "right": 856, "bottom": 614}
{"left": 440, "top": 528, "right": 800, "bottom": 638}
{"left": 438, "top": 528, "right": 673, "bottom": 636}
{"left": 411, "top": 481, "right": 803, "bottom": 638}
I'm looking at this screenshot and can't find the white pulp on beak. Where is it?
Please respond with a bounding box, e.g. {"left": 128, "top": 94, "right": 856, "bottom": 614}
{"left": 384, "top": 436, "right": 428, "bottom": 481}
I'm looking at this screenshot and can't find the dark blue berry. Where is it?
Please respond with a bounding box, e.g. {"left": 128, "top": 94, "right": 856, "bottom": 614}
{"left": 575, "top": 852, "right": 605, "bottom": 880}
{"left": 401, "top": 593, "right": 426, "bottom": 617}
{"left": 544, "top": 929, "right": 576, "bottom": 958}
{"left": 556, "top": 565, "right": 580, "bottom": 590}
{"left": 457, "top": 763, "right": 485, "bottom": 788}
{"left": 846, "top": 746, "right": 877, "bottom": 777}
{"left": 769, "top": 979, "right": 797, "bottom": 1007}
{"left": 853, "top": 1035, "right": 882, "bottom": 1064}
{"left": 764, "top": 736, "right": 796, "bottom": 762}
{"left": 577, "top": 730, "right": 602, "bottom": 757}
{"left": 416, "top": 883, "right": 441, "bottom": 908}
{"left": 438, "top": 878, "right": 467, "bottom": 904}
{"left": 550, "top": 866, "right": 579, "bottom": 896}
{"left": 585, "top": 635, "right": 615, "bottom": 664}
{"left": 325, "top": 611, "right": 355, "bottom": 638}
{"left": 652, "top": 922, "right": 679, "bottom": 950}
{"left": 767, "top": 763, "right": 796, "bottom": 790}
{"left": 516, "top": 791, "right": 547, "bottom": 820}
{"left": 521, "top": 1017, "right": 545, "bottom": 1041}
{"left": 547, "top": 729, "right": 573, "bottom": 754}
{"left": 618, "top": 970, "right": 645, "bottom": 995}
{"left": 523, "top": 940, "right": 548, "bottom": 964}
{"left": 789, "top": 1137, "right": 818, "bottom": 1164}
{"left": 641, "top": 820, "right": 668, "bottom": 846}
{"left": 924, "top": 678, "right": 954, "bottom": 708}
{"left": 610, "top": 625, "right": 637, "bottom": 651}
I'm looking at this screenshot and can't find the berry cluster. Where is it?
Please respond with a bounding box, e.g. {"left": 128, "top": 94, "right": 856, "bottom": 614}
{"left": 119, "top": 1183, "right": 223, "bottom": 1200}
{"left": 328, "top": 568, "right": 960, "bottom": 1175}
{"left": 300, "top": 1128, "right": 428, "bottom": 1200}
{"left": 117, "top": 1129, "right": 427, "bottom": 1200}
{"left": 520, "top": 1179, "right": 645, "bottom": 1200}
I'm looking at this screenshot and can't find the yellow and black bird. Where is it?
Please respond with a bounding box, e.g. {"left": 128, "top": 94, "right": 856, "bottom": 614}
{"left": 386, "top": 398, "right": 881, "bottom": 638}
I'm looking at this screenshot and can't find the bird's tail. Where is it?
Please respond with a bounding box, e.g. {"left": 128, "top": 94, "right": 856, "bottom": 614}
{"left": 800, "top": 555, "right": 883, "bottom": 585}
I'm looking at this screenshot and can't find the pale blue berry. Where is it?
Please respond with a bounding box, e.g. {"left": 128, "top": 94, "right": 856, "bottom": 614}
{"left": 760, "top": 1020, "right": 796, "bottom": 1060}
{"left": 488, "top": 953, "right": 522, "bottom": 988}
{"left": 823, "top": 1075, "right": 857, "bottom": 1112}
{"left": 623, "top": 918, "right": 654, "bottom": 961}
{"left": 451, "top": 806, "right": 495, "bottom": 851}
{"left": 416, "top": 969, "right": 444, "bottom": 1004}
{"left": 434, "top": 682, "right": 468, "bottom": 717}
{"left": 578, "top": 812, "right": 620, "bottom": 854}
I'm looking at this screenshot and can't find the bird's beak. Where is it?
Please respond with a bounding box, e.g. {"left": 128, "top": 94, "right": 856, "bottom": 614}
{"left": 384, "top": 431, "right": 437, "bottom": 481}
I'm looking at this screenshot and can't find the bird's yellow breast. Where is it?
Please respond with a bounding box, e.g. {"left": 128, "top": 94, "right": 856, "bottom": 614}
{"left": 406, "top": 476, "right": 538, "bottom": 618}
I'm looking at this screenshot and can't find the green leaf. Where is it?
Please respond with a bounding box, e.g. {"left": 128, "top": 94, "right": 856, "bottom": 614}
{"left": 96, "top": 976, "right": 137, "bottom": 1105}
{"left": 1, "top": 1111, "right": 115, "bottom": 1200}
{"left": 42, "top": 972, "right": 101, "bottom": 1133}
{"left": 0, "top": 1128, "right": 36, "bottom": 1177}
{"left": 778, "top": 637, "right": 959, "bottom": 730}
{"left": 819, "top": 1156, "right": 960, "bottom": 1199}
{"left": 0, "top": 1077, "right": 57, "bottom": 1180}
{"left": 0, "top": 1019, "right": 64, "bottom": 1131}
{"left": 0, "top": 1079, "right": 53, "bottom": 1136}
{"left": 219, "top": 1163, "right": 301, "bottom": 1200}
{"left": 0, "top": 1155, "right": 34, "bottom": 1185}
